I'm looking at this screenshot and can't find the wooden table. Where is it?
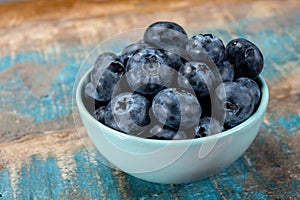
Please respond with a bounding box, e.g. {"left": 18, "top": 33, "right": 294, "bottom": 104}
{"left": 0, "top": 0, "right": 299, "bottom": 199}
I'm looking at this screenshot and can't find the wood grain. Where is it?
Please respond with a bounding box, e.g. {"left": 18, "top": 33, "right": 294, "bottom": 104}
{"left": 1, "top": 0, "right": 299, "bottom": 53}
{"left": 0, "top": 0, "right": 249, "bottom": 28}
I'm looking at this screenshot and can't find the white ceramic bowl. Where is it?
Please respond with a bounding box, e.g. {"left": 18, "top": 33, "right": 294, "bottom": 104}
{"left": 75, "top": 67, "right": 269, "bottom": 184}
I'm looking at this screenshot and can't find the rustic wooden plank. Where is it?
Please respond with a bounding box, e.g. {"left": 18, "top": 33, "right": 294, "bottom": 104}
{"left": 0, "top": 0, "right": 252, "bottom": 29}
{"left": 1, "top": 0, "right": 299, "bottom": 54}
{"left": 0, "top": 0, "right": 300, "bottom": 199}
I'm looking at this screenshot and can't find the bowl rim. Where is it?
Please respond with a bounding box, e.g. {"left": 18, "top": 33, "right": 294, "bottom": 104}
{"left": 75, "top": 68, "right": 269, "bottom": 146}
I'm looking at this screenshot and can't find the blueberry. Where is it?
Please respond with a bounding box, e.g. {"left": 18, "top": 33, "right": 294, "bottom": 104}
{"left": 122, "top": 40, "right": 150, "bottom": 55}
{"left": 163, "top": 49, "right": 184, "bottom": 71}
{"left": 144, "top": 21, "right": 188, "bottom": 50}
{"left": 165, "top": 46, "right": 189, "bottom": 62}
{"left": 126, "top": 48, "right": 172, "bottom": 70}
{"left": 84, "top": 82, "right": 100, "bottom": 102}
{"left": 119, "top": 40, "right": 150, "bottom": 66}
{"left": 195, "top": 88, "right": 227, "bottom": 122}
{"left": 83, "top": 82, "right": 105, "bottom": 113}
{"left": 93, "top": 105, "right": 106, "bottom": 123}
{"left": 148, "top": 124, "right": 187, "bottom": 140}
{"left": 90, "top": 53, "right": 125, "bottom": 102}
{"left": 126, "top": 48, "right": 176, "bottom": 96}
{"left": 152, "top": 88, "right": 202, "bottom": 129}
{"left": 236, "top": 77, "right": 261, "bottom": 106}
{"left": 91, "top": 52, "right": 118, "bottom": 85}
{"left": 216, "top": 60, "right": 234, "bottom": 82}
{"left": 225, "top": 38, "right": 264, "bottom": 79}
{"left": 104, "top": 93, "right": 150, "bottom": 135}
{"left": 197, "top": 95, "right": 212, "bottom": 117}
{"left": 215, "top": 82, "right": 254, "bottom": 127}
{"left": 178, "top": 61, "right": 215, "bottom": 97}
{"left": 186, "top": 34, "right": 225, "bottom": 64}
{"left": 195, "top": 117, "right": 223, "bottom": 138}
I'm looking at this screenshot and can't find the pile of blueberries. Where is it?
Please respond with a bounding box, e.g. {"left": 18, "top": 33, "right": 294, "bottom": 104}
{"left": 83, "top": 21, "right": 264, "bottom": 140}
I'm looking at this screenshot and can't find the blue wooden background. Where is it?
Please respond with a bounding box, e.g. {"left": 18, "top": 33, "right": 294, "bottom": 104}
{"left": 0, "top": 0, "right": 299, "bottom": 199}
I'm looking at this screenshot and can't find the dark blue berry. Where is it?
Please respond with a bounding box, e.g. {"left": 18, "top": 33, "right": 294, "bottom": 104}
{"left": 148, "top": 125, "right": 187, "bottom": 140}
{"left": 216, "top": 60, "right": 234, "bottom": 82}
{"left": 119, "top": 40, "right": 150, "bottom": 67}
{"left": 144, "top": 21, "right": 188, "bottom": 50}
{"left": 104, "top": 93, "right": 150, "bottom": 135}
{"left": 236, "top": 77, "right": 261, "bottom": 106}
{"left": 122, "top": 40, "right": 150, "bottom": 55}
{"left": 126, "top": 48, "right": 176, "bottom": 96}
{"left": 163, "top": 49, "right": 184, "bottom": 71}
{"left": 165, "top": 46, "right": 189, "bottom": 62}
{"left": 152, "top": 88, "right": 202, "bottom": 129}
{"left": 91, "top": 52, "right": 118, "bottom": 85}
{"left": 225, "top": 38, "right": 264, "bottom": 79}
{"left": 83, "top": 82, "right": 105, "bottom": 113}
{"left": 178, "top": 61, "right": 215, "bottom": 97}
{"left": 197, "top": 95, "right": 212, "bottom": 117}
{"left": 215, "top": 82, "right": 254, "bottom": 127}
{"left": 195, "top": 117, "right": 223, "bottom": 138}
{"left": 186, "top": 34, "right": 225, "bottom": 64}
{"left": 90, "top": 53, "right": 125, "bottom": 102}
{"left": 93, "top": 105, "right": 106, "bottom": 123}
{"left": 84, "top": 82, "right": 100, "bottom": 102}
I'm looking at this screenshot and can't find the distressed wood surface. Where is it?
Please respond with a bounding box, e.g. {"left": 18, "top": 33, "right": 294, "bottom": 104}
{"left": 0, "top": 0, "right": 300, "bottom": 199}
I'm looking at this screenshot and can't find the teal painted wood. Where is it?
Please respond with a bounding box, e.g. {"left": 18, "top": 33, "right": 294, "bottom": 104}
{"left": 1, "top": 150, "right": 274, "bottom": 199}
{"left": 0, "top": 8, "right": 300, "bottom": 200}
